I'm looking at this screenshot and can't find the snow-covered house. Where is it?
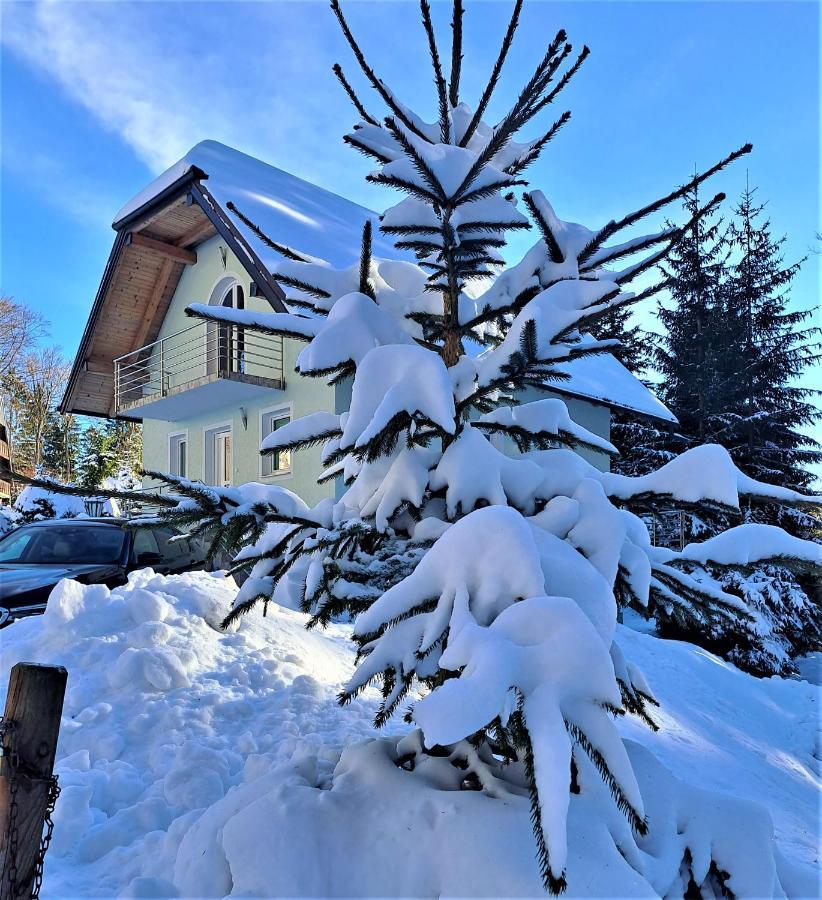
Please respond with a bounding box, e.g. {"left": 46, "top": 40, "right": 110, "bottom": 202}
{"left": 61, "top": 141, "right": 674, "bottom": 503}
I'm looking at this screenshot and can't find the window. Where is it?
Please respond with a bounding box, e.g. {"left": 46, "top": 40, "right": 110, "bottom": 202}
{"left": 169, "top": 433, "right": 187, "bottom": 477}
{"left": 204, "top": 424, "right": 232, "bottom": 486}
{"left": 261, "top": 409, "right": 291, "bottom": 476}
{"left": 156, "top": 527, "right": 187, "bottom": 561}
{"left": 133, "top": 528, "right": 160, "bottom": 561}
{"left": 219, "top": 283, "right": 245, "bottom": 374}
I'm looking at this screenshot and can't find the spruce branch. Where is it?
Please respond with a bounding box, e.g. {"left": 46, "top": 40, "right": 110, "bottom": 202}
{"left": 0, "top": 468, "right": 176, "bottom": 509}
{"left": 359, "top": 219, "right": 376, "bottom": 299}
{"left": 419, "top": 0, "right": 451, "bottom": 144}
{"left": 343, "top": 133, "right": 393, "bottom": 165}
{"left": 449, "top": 0, "right": 464, "bottom": 108}
{"left": 458, "top": 0, "right": 524, "bottom": 148}
{"left": 269, "top": 274, "right": 332, "bottom": 302}
{"left": 512, "top": 701, "right": 568, "bottom": 895}
{"left": 225, "top": 201, "right": 313, "bottom": 262}
{"left": 578, "top": 143, "right": 752, "bottom": 264}
{"left": 523, "top": 191, "right": 564, "bottom": 263}
{"left": 332, "top": 62, "right": 380, "bottom": 125}
{"left": 615, "top": 192, "right": 726, "bottom": 286}
{"left": 528, "top": 45, "right": 590, "bottom": 119}
{"left": 330, "top": 0, "right": 430, "bottom": 142}
{"left": 383, "top": 116, "right": 446, "bottom": 200}
{"left": 505, "top": 111, "right": 572, "bottom": 177}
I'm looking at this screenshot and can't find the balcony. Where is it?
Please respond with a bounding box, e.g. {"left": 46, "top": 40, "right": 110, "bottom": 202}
{"left": 114, "top": 320, "right": 285, "bottom": 420}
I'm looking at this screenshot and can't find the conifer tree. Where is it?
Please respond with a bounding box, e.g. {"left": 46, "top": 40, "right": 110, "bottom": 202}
{"left": 618, "top": 180, "right": 822, "bottom": 673}
{"left": 718, "top": 180, "right": 821, "bottom": 500}
{"left": 609, "top": 184, "right": 730, "bottom": 478}
{"left": 42, "top": 412, "right": 81, "bottom": 482}
{"left": 16, "top": 2, "right": 821, "bottom": 893}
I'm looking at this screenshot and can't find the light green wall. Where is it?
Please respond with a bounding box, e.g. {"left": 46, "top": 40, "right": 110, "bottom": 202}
{"left": 142, "top": 235, "right": 336, "bottom": 506}
{"left": 141, "top": 235, "right": 612, "bottom": 506}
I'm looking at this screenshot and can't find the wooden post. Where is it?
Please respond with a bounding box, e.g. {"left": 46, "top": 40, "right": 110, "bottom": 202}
{"left": 0, "top": 664, "right": 67, "bottom": 900}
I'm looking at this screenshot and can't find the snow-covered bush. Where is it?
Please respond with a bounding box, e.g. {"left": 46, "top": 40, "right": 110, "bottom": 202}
{"left": 0, "top": 503, "right": 21, "bottom": 536}
{"left": 62, "top": 2, "right": 820, "bottom": 894}
{"left": 14, "top": 481, "right": 86, "bottom": 523}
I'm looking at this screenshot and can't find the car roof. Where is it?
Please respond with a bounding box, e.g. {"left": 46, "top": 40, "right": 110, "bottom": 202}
{"left": 16, "top": 517, "right": 129, "bottom": 527}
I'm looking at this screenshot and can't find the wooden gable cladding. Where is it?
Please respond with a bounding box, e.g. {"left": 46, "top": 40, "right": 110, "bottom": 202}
{"left": 62, "top": 193, "right": 218, "bottom": 418}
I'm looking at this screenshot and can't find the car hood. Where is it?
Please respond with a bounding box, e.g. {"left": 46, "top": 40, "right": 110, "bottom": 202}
{"left": 0, "top": 564, "right": 113, "bottom": 600}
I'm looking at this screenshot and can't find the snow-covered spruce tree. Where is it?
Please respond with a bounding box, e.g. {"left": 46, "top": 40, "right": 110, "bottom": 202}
{"left": 720, "top": 180, "right": 821, "bottom": 500}
{"left": 611, "top": 184, "right": 730, "bottom": 479}
{"left": 622, "top": 180, "right": 822, "bottom": 674}
{"left": 94, "top": 2, "right": 822, "bottom": 893}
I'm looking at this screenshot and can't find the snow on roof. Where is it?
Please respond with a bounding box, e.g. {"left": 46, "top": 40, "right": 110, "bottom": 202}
{"left": 114, "top": 140, "right": 397, "bottom": 269}
{"left": 551, "top": 352, "right": 677, "bottom": 424}
{"left": 115, "top": 141, "right": 674, "bottom": 422}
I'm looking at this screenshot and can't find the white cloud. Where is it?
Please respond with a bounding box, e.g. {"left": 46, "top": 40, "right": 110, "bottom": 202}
{"left": 1, "top": 0, "right": 345, "bottom": 175}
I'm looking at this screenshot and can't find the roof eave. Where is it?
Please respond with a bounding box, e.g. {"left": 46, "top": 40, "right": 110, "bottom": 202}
{"left": 62, "top": 169, "right": 288, "bottom": 417}
{"left": 548, "top": 384, "right": 678, "bottom": 426}
{"left": 111, "top": 166, "right": 207, "bottom": 231}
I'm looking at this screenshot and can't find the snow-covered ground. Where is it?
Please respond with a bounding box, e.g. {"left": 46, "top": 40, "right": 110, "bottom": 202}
{"left": 0, "top": 570, "right": 818, "bottom": 898}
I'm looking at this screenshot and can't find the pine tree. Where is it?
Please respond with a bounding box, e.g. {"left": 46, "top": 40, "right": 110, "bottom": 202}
{"left": 619, "top": 180, "right": 821, "bottom": 674}
{"left": 719, "top": 179, "right": 821, "bottom": 500}
{"left": 610, "top": 185, "right": 730, "bottom": 479}
{"left": 22, "top": 2, "right": 820, "bottom": 893}
{"left": 77, "top": 419, "right": 142, "bottom": 489}
{"left": 42, "top": 412, "right": 81, "bottom": 482}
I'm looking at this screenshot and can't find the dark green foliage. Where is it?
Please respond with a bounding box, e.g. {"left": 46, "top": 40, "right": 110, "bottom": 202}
{"left": 716, "top": 183, "right": 821, "bottom": 496}
{"left": 358, "top": 220, "right": 376, "bottom": 300}
{"left": 41, "top": 413, "right": 81, "bottom": 483}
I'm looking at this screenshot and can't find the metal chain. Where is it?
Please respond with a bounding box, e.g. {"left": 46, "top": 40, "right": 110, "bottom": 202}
{"left": 0, "top": 714, "right": 60, "bottom": 900}
{"left": 31, "top": 776, "right": 60, "bottom": 900}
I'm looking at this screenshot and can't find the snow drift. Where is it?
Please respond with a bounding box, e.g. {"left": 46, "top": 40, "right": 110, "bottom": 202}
{"left": 0, "top": 572, "right": 818, "bottom": 898}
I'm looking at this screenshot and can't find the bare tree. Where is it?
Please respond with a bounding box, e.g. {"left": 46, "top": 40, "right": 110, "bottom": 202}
{"left": 2, "top": 347, "right": 71, "bottom": 473}
{"left": 0, "top": 295, "right": 47, "bottom": 376}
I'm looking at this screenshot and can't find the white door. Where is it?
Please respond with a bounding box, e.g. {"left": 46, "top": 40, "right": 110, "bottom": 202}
{"left": 215, "top": 432, "right": 232, "bottom": 487}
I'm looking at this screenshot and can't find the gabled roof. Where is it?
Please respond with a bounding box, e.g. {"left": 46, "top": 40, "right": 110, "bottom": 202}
{"left": 114, "top": 141, "right": 396, "bottom": 268}
{"left": 64, "top": 140, "right": 674, "bottom": 424}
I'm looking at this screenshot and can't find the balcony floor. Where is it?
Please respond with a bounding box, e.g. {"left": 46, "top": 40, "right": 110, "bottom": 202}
{"left": 117, "top": 372, "right": 285, "bottom": 421}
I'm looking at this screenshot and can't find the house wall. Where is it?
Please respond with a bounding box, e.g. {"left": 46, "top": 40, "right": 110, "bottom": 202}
{"left": 141, "top": 235, "right": 336, "bottom": 507}
{"left": 141, "top": 235, "right": 613, "bottom": 506}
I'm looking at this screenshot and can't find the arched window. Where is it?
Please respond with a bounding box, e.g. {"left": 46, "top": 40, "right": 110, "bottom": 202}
{"left": 217, "top": 283, "right": 245, "bottom": 374}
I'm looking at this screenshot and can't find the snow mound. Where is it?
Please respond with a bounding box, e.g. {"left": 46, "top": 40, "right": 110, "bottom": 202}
{"left": 1, "top": 574, "right": 817, "bottom": 898}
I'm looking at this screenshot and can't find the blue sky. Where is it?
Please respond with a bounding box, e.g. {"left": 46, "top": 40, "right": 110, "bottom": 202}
{"left": 1, "top": 1, "right": 819, "bottom": 470}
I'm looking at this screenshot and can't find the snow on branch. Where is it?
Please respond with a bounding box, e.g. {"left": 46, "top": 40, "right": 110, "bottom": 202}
{"left": 340, "top": 345, "right": 456, "bottom": 456}
{"left": 602, "top": 444, "right": 821, "bottom": 513}
{"left": 260, "top": 412, "right": 343, "bottom": 455}
{"left": 185, "top": 303, "right": 320, "bottom": 341}
{"left": 676, "top": 524, "right": 822, "bottom": 571}
{"left": 475, "top": 398, "right": 617, "bottom": 456}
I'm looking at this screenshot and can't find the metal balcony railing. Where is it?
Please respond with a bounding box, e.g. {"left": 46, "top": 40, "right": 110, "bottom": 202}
{"left": 114, "top": 320, "right": 284, "bottom": 413}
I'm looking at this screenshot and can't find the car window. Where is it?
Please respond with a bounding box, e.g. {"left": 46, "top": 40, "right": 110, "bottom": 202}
{"left": 0, "top": 530, "right": 33, "bottom": 563}
{"left": 156, "top": 528, "right": 186, "bottom": 560}
{"left": 0, "top": 525, "right": 126, "bottom": 565}
{"left": 133, "top": 529, "right": 160, "bottom": 559}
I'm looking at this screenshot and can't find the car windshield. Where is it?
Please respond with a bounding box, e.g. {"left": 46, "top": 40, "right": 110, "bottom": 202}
{"left": 0, "top": 524, "right": 127, "bottom": 565}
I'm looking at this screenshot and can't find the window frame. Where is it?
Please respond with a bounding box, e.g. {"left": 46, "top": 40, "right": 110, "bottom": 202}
{"left": 259, "top": 403, "right": 293, "bottom": 479}
{"left": 202, "top": 421, "right": 234, "bottom": 487}
{"left": 168, "top": 430, "right": 188, "bottom": 478}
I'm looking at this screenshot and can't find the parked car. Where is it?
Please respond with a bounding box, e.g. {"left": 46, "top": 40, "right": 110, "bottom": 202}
{"left": 0, "top": 518, "right": 206, "bottom": 622}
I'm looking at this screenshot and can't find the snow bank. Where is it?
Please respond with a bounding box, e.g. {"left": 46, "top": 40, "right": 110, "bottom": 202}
{"left": 1, "top": 574, "right": 817, "bottom": 898}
